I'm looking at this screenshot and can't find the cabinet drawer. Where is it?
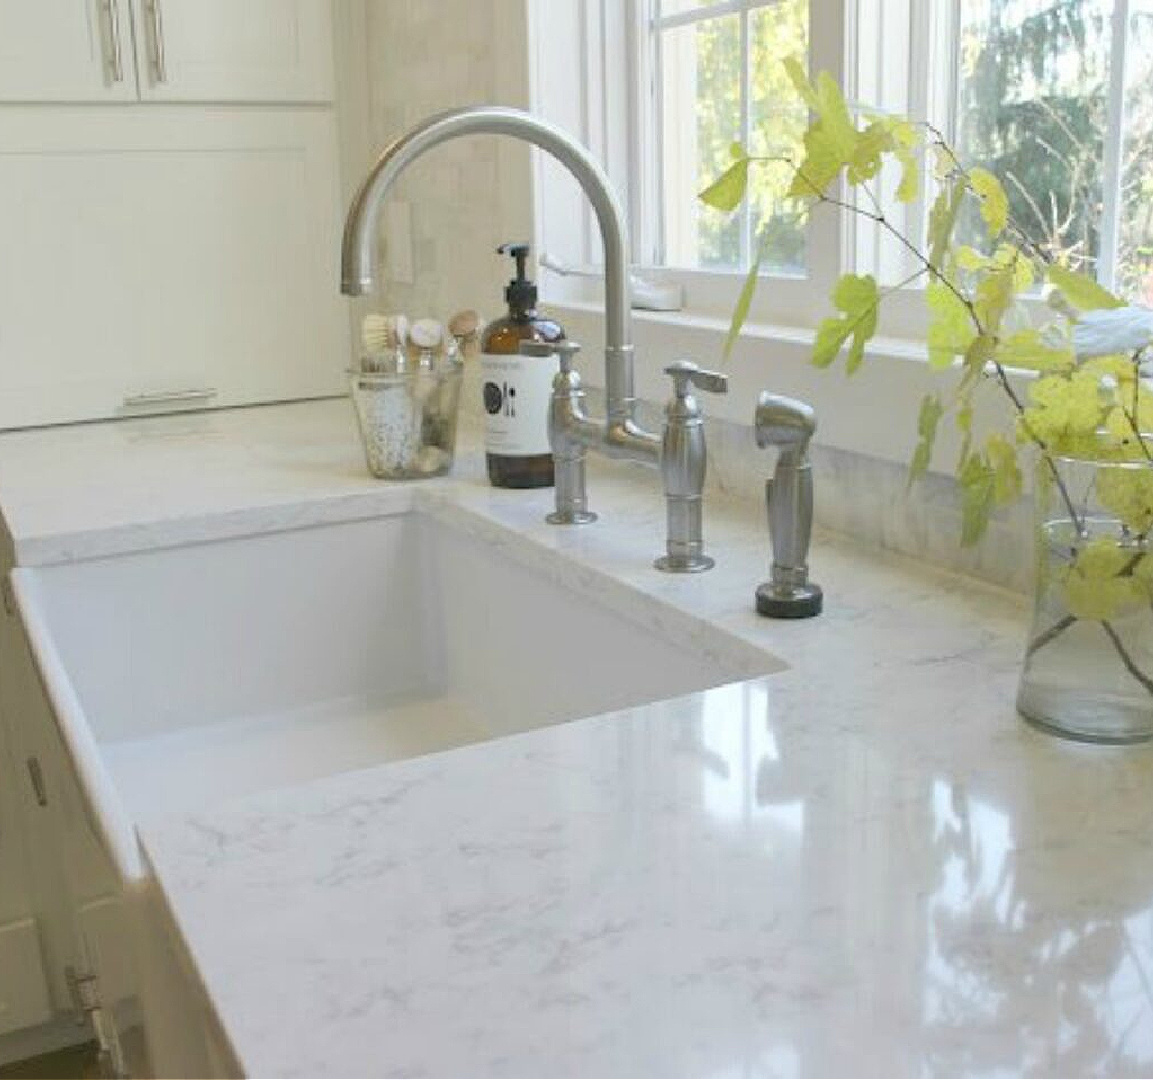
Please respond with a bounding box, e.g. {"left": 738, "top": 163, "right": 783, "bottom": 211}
{"left": 0, "top": 106, "right": 348, "bottom": 428}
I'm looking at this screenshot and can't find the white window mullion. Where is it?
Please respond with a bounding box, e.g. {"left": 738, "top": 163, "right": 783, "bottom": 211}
{"left": 739, "top": 5, "right": 751, "bottom": 270}
{"left": 1099, "top": 0, "right": 1131, "bottom": 291}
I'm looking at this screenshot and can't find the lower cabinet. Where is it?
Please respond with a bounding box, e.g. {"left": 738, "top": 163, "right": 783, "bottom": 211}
{"left": 0, "top": 919, "right": 52, "bottom": 1037}
{"left": 0, "top": 576, "right": 148, "bottom": 1074}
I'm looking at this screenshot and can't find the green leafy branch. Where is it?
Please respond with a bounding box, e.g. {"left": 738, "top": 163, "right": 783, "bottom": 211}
{"left": 700, "top": 57, "right": 1153, "bottom": 692}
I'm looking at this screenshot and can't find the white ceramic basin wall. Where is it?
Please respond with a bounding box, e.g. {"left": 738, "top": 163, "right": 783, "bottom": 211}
{"left": 13, "top": 505, "right": 776, "bottom": 884}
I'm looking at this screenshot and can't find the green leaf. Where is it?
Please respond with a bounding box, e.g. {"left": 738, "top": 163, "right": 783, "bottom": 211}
{"left": 722, "top": 244, "right": 763, "bottom": 361}
{"left": 958, "top": 452, "right": 996, "bottom": 546}
{"left": 986, "top": 434, "right": 1022, "bottom": 504}
{"left": 1047, "top": 265, "right": 1126, "bottom": 311}
{"left": 787, "top": 124, "right": 844, "bottom": 197}
{"left": 1098, "top": 465, "right": 1153, "bottom": 532}
{"left": 1020, "top": 369, "right": 1107, "bottom": 452}
{"left": 1060, "top": 539, "right": 1141, "bottom": 621}
{"left": 909, "top": 394, "right": 944, "bottom": 486}
{"left": 882, "top": 117, "right": 920, "bottom": 203}
{"left": 699, "top": 157, "right": 749, "bottom": 212}
{"left": 927, "top": 182, "right": 963, "bottom": 268}
{"left": 955, "top": 399, "right": 974, "bottom": 471}
{"left": 996, "top": 329, "right": 1075, "bottom": 372}
{"left": 974, "top": 264, "right": 1017, "bottom": 335}
{"left": 848, "top": 120, "right": 890, "bottom": 184}
{"left": 812, "top": 274, "right": 879, "bottom": 373}
{"left": 926, "top": 280, "right": 974, "bottom": 369}
{"left": 729, "top": 141, "right": 746, "bottom": 160}
{"left": 968, "top": 167, "right": 1009, "bottom": 238}
{"left": 960, "top": 333, "right": 996, "bottom": 391}
{"left": 784, "top": 62, "right": 859, "bottom": 200}
{"left": 813, "top": 71, "right": 856, "bottom": 150}
{"left": 783, "top": 56, "right": 819, "bottom": 111}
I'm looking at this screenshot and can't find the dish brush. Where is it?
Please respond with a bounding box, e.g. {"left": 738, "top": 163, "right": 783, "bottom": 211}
{"left": 361, "top": 314, "right": 408, "bottom": 371}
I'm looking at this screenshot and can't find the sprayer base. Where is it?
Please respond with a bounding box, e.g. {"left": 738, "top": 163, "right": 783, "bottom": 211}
{"left": 654, "top": 554, "right": 715, "bottom": 574}
{"left": 547, "top": 510, "right": 597, "bottom": 525}
{"left": 756, "top": 581, "right": 823, "bottom": 618}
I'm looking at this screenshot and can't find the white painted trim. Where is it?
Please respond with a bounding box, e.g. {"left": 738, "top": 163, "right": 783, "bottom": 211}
{"left": 1099, "top": 0, "right": 1131, "bottom": 291}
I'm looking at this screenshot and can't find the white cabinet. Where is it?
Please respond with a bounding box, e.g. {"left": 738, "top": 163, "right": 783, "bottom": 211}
{"left": 0, "top": 107, "right": 347, "bottom": 428}
{"left": 134, "top": 0, "right": 334, "bottom": 103}
{"left": 0, "top": 1, "right": 136, "bottom": 102}
{"left": 0, "top": 1, "right": 333, "bottom": 105}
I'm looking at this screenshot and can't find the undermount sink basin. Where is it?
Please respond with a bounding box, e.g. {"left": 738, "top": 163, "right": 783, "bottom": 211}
{"left": 13, "top": 502, "right": 777, "bottom": 883}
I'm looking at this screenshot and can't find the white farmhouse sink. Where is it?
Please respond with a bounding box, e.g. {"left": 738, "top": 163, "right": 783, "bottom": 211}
{"left": 13, "top": 504, "right": 776, "bottom": 883}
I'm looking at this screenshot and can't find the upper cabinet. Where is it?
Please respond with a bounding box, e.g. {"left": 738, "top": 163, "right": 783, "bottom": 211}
{"left": 133, "top": 0, "right": 334, "bottom": 103}
{"left": 0, "top": 0, "right": 334, "bottom": 105}
{"left": 0, "top": 0, "right": 137, "bottom": 101}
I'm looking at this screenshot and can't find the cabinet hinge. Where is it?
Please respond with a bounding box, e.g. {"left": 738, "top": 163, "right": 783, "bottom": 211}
{"left": 65, "top": 966, "right": 129, "bottom": 1078}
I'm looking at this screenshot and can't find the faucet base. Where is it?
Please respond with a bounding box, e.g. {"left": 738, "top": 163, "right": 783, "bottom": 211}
{"left": 654, "top": 554, "right": 715, "bottom": 574}
{"left": 755, "top": 580, "right": 823, "bottom": 618}
{"left": 547, "top": 509, "right": 597, "bottom": 525}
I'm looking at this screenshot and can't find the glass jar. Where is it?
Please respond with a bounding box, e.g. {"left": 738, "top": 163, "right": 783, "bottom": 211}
{"left": 349, "top": 353, "right": 463, "bottom": 480}
{"left": 1017, "top": 450, "right": 1153, "bottom": 743}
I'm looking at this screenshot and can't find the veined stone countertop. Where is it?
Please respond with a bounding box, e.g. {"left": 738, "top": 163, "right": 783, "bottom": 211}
{"left": 2, "top": 399, "right": 1151, "bottom": 1077}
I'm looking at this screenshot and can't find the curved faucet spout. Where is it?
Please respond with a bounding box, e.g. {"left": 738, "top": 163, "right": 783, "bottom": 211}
{"left": 340, "top": 105, "right": 631, "bottom": 362}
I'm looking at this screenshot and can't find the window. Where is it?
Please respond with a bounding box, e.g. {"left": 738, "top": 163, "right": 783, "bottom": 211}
{"left": 951, "top": 1, "right": 1153, "bottom": 301}
{"left": 532, "top": 0, "right": 1151, "bottom": 328}
{"left": 654, "top": 0, "right": 809, "bottom": 273}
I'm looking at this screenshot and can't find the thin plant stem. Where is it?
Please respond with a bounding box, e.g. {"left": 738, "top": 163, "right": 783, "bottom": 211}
{"left": 1026, "top": 614, "right": 1076, "bottom": 658}
{"left": 1101, "top": 620, "right": 1153, "bottom": 696}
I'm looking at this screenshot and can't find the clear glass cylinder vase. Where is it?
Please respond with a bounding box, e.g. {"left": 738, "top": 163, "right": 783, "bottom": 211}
{"left": 1017, "top": 451, "right": 1153, "bottom": 743}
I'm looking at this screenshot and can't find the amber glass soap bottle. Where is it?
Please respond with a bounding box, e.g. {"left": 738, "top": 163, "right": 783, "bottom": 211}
{"left": 479, "top": 243, "right": 565, "bottom": 488}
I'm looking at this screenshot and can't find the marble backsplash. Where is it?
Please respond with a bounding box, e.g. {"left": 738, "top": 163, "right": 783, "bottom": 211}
{"left": 457, "top": 366, "right": 1034, "bottom": 594}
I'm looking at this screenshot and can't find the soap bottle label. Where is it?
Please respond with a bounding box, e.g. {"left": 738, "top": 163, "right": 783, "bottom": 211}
{"left": 480, "top": 351, "right": 558, "bottom": 456}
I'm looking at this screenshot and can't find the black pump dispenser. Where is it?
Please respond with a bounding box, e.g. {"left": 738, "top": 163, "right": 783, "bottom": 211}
{"left": 498, "top": 243, "right": 537, "bottom": 315}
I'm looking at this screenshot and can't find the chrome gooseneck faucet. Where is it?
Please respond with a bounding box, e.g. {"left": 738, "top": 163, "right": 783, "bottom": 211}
{"left": 341, "top": 105, "right": 725, "bottom": 571}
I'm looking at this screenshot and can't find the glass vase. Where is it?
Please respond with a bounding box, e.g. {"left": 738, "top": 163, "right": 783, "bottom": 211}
{"left": 1017, "top": 451, "right": 1153, "bottom": 743}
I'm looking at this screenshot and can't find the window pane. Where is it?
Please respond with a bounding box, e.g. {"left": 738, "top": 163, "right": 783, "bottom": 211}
{"left": 1121, "top": 1, "right": 1153, "bottom": 303}
{"left": 660, "top": 14, "right": 742, "bottom": 269}
{"left": 953, "top": 1, "right": 1111, "bottom": 273}
{"left": 748, "top": 0, "right": 808, "bottom": 272}
{"left": 658, "top": 2, "right": 810, "bottom": 273}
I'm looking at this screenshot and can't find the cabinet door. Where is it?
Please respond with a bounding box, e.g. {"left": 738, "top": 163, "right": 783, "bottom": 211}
{"left": 133, "top": 0, "right": 334, "bottom": 103}
{"left": 0, "top": 0, "right": 137, "bottom": 102}
{"left": 0, "top": 107, "right": 348, "bottom": 428}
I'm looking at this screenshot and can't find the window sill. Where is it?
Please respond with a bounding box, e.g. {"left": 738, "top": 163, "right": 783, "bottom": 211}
{"left": 547, "top": 298, "right": 1029, "bottom": 474}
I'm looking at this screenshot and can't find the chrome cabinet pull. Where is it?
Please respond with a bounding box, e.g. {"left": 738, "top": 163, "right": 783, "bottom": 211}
{"left": 123, "top": 387, "right": 217, "bottom": 407}
{"left": 145, "top": 0, "right": 167, "bottom": 84}
{"left": 99, "top": 0, "right": 123, "bottom": 83}
{"left": 26, "top": 756, "right": 48, "bottom": 807}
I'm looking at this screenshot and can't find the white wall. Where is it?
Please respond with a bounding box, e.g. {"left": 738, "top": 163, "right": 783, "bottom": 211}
{"left": 336, "top": 0, "right": 535, "bottom": 329}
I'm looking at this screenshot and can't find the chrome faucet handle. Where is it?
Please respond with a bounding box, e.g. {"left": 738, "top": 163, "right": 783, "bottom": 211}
{"left": 518, "top": 340, "right": 597, "bottom": 527}
{"left": 754, "top": 392, "right": 821, "bottom": 617}
{"left": 654, "top": 360, "right": 727, "bottom": 574}
{"left": 518, "top": 339, "right": 580, "bottom": 372}
{"left": 663, "top": 359, "right": 728, "bottom": 397}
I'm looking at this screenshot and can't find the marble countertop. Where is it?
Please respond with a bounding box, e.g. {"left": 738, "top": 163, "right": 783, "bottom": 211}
{"left": 3, "top": 399, "right": 1152, "bottom": 1076}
